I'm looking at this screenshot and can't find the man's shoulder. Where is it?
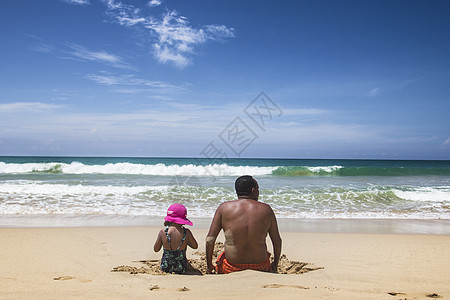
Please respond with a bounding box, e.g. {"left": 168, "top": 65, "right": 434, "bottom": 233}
{"left": 220, "top": 199, "right": 240, "bottom": 205}
{"left": 257, "top": 201, "right": 275, "bottom": 213}
{"left": 220, "top": 199, "right": 273, "bottom": 211}
{"left": 250, "top": 200, "right": 273, "bottom": 209}
{"left": 217, "top": 200, "right": 239, "bottom": 210}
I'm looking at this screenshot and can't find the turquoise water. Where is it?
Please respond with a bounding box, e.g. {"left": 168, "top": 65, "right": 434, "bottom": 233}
{"left": 0, "top": 156, "right": 449, "bottom": 219}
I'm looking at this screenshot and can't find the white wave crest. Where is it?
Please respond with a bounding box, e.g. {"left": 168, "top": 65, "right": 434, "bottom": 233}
{"left": 0, "top": 162, "right": 276, "bottom": 176}
{"left": 393, "top": 187, "right": 450, "bottom": 202}
{"left": 307, "top": 165, "right": 343, "bottom": 173}
{"left": 0, "top": 182, "right": 164, "bottom": 196}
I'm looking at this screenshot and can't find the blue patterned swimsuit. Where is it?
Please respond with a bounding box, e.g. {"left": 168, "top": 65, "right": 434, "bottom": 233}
{"left": 160, "top": 226, "right": 188, "bottom": 274}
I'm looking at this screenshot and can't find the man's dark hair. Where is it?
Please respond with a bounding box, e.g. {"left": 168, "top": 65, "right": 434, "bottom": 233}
{"left": 235, "top": 175, "right": 257, "bottom": 196}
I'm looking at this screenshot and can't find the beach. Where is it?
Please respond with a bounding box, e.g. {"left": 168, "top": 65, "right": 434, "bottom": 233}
{"left": 1, "top": 157, "right": 449, "bottom": 298}
{"left": 2, "top": 0, "right": 450, "bottom": 297}
{"left": 1, "top": 219, "right": 449, "bottom": 300}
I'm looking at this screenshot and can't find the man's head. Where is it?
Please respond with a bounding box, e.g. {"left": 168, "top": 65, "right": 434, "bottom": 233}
{"left": 235, "top": 175, "right": 259, "bottom": 200}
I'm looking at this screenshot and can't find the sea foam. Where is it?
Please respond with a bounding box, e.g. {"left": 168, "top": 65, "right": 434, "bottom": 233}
{"left": 0, "top": 162, "right": 276, "bottom": 176}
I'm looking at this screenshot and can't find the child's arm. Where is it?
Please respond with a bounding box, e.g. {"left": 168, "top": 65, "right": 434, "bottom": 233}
{"left": 153, "top": 230, "right": 163, "bottom": 252}
{"left": 186, "top": 229, "right": 198, "bottom": 249}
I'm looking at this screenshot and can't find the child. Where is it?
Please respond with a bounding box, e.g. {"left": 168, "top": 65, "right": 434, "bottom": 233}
{"left": 154, "top": 203, "right": 198, "bottom": 274}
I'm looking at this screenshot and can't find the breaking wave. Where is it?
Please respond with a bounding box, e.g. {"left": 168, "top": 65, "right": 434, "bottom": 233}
{"left": 1, "top": 162, "right": 449, "bottom": 177}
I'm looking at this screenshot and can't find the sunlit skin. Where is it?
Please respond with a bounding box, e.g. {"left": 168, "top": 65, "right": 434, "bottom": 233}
{"left": 154, "top": 222, "right": 198, "bottom": 252}
{"left": 206, "top": 177, "right": 282, "bottom": 273}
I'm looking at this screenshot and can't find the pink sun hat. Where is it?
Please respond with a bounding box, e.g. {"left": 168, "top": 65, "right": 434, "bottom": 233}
{"left": 164, "top": 203, "right": 193, "bottom": 226}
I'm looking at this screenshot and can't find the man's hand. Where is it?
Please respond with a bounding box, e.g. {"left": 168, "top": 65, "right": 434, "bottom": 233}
{"left": 205, "top": 235, "right": 218, "bottom": 275}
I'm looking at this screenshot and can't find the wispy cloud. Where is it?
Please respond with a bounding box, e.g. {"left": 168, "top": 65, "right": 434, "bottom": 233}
{"left": 27, "top": 32, "right": 183, "bottom": 90}
{"left": 0, "top": 102, "right": 63, "bottom": 113}
{"left": 146, "top": 95, "right": 171, "bottom": 101}
{"left": 0, "top": 101, "right": 228, "bottom": 144}
{"left": 366, "top": 87, "right": 382, "bottom": 97}
{"left": 28, "top": 35, "right": 134, "bottom": 70}
{"left": 0, "top": 100, "right": 441, "bottom": 157}
{"left": 85, "top": 72, "right": 183, "bottom": 89}
{"left": 271, "top": 122, "right": 377, "bottom": 143}
{"left": 62, "top": 0, "right": 90, "bottom": 5}
{"left": 283, "top": 108, "right": 329, "bottom": 116}
{"left": 26, "top": 34, "right": 56, "bottom": 54}
{"left": 32, "top": 43, "right": 55, "bottom": 54}
{"left": 65, "top": 43, "right": 134, "bottom": 70}
{"left": 442, "top": 137, "right": 450, "bottom": 147}
{"left": 365, "top": 79, "right": 422, "bottom": 97}
{"left": 102, "top": 0, "right": 234, "bottom": 68}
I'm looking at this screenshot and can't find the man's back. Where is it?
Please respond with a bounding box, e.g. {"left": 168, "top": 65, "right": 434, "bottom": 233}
{"left": 206, "top": 176, "right": 282, "bottom": 273}
{"left": 220, "top": 198, "right": 273, "bottom": 264}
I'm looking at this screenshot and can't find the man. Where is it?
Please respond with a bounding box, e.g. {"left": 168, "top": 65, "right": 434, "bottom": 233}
{"left": 206, "top": 175, "right": 282, "bottom": 274}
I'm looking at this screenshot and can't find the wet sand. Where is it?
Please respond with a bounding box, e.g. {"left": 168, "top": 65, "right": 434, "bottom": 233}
{"left": 2, "top": 215, "right": 450, "bottom": 235}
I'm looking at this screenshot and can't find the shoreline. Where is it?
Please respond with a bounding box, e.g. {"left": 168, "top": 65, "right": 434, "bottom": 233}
{"left": 1, "top": 214, "right": 449, "bottom": 235}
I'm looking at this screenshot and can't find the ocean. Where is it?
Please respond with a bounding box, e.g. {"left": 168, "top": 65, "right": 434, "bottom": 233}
{"left": 1, "top": 156, "right": 449, "bottom": 227}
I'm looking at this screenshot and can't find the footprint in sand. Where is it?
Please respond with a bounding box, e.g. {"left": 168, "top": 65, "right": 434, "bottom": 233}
{"left": 262, "top": 284, "right": 309, "bottom": 290}
{"left": 0, "top": 277, "right": 18, "bottom": 281}
{"left": 53, "top": 276, "right": 92, "bottom": 283}
{"left": 388, "top": 292, "right": 406, "bottom": 296}
{"left": 388, "top": 292, "right": 442, "bottom": 299}
{"left": 177, "top": 287, "right": 190, "bottom": 291}
{"left": 149, "top": 285, "right": 160, "bottom": 291}
{"left": 54, "top": 276, "right": 75, "bottom": 281}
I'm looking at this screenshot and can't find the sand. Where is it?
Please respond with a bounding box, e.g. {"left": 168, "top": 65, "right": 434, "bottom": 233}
{"left": 1, "top": 223, "right": 449, "bottom": 299}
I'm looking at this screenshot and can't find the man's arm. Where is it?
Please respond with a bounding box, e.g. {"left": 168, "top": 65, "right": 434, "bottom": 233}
{"left": 268, "top": 208, "right": 282, "bottom": 273}
{"left": 205, "top": 205, "right": 223, "bottom": 274}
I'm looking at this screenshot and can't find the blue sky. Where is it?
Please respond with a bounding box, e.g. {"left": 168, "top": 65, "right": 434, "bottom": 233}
{"left": 0, "top": 0, "right": 449, "bottom": 159}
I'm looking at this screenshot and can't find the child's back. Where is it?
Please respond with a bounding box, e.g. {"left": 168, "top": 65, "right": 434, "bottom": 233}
{"left": 161, "top": 225, "right": 189, "bottom": 250}
{"left": 153, "top": 204, "right": 198, "bottom": 274}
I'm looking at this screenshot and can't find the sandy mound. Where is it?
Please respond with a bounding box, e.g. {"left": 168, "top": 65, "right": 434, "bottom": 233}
{"left": 112, "top": 242, "right": 323, "bottom": 275}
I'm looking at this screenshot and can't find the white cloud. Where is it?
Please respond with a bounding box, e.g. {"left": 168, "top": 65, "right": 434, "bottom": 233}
{"left": 203, "top": 25, "right": 236, "bottom": 41}
{"left": 117, "top": 16, "right": 146, "bottom": 26}
{"left": 102, "top": 0, "right": 126, "bottom": 10}
{"left": 103, "top": 0, "right": 145, "bottom": 27}
{"left": 153, "top": 44, "right": 190, "bottom": 68}
{"left": 443, "top": 137, "right": 450, "bottom": 145}
{"left": 102, "top": 2, "right": 234, "bottom": 67}
{"left": 148, "top": 0, "right": 162, "bottom": 7}
{"left": 146, "top": 11, "right": 234, "bottom": 67}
